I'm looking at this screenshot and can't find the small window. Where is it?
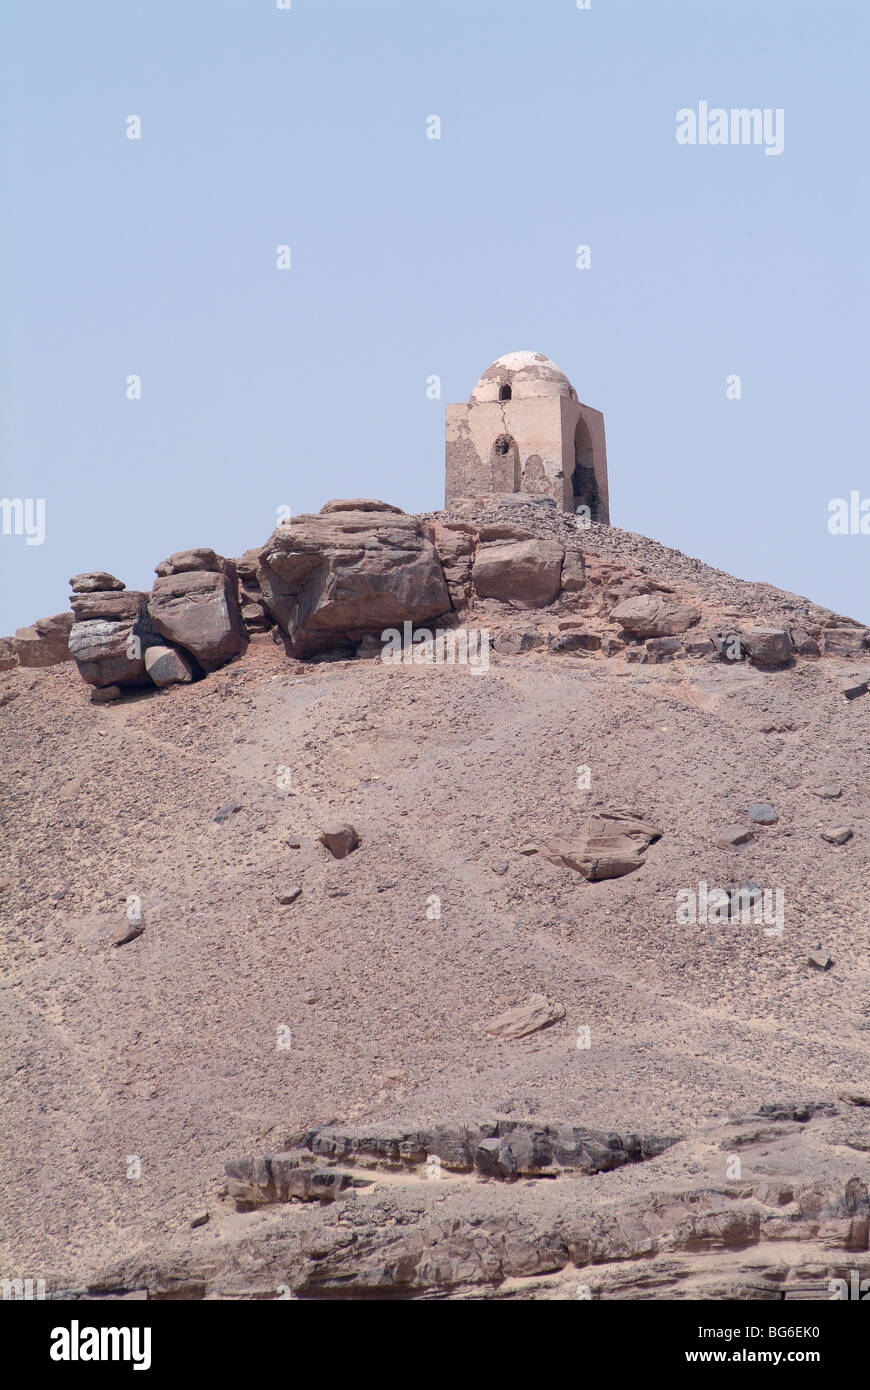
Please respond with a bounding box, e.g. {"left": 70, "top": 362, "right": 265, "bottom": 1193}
{"left": 499, "top": 384, "right": 512, "bottom": 401}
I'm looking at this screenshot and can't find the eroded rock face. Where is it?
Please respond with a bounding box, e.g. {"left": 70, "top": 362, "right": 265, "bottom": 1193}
{"left": 257, "top": 503, "right": 451, "bottom": 656}
{"left": 422, "top": 520, "right": 476, "bottom": 611}
{"left": 225, "top": 1117, "right": 680, "bottom": 1208}
{"left": 225, "top": 1155, "right": 364, "bottom": 1209}
{"left": 12, "top": 613, "right": 73, "bottom": 667}
{"left": 610, "top": 594, "right": 701, "bottom": 637}
{"left": 321, "top": 498, "right": 404, "bottom": 515}
{"left": 149, "top": 571, "right": 245, "bottom": 671}
{"left": 234, "top": 549, "right": 273, "bottom": 633}
{"left": 71, "top": 1106, "right": 870, "bottom": 1300}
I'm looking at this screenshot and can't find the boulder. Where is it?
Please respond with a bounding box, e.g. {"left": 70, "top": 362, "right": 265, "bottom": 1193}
{"left": 610, "top": 594, "right": 700, "bottom": 637}
{"left": 149, "top": 571, "right": 245, "bottom": 671}
{"left": 822, "top": 628, "right": 868, "bottom": 657}
{"left": 540, "top": 809, "right": 662, "bottom": 880}
{"left": 154, "top": 548, "right": 237, "bottom": 583}
{"left": 838, "top": 1091, "right": 870, "bottom": 1107}
{"left": 472, "top": 537, "right": 564, "bottom": 608}
{"left": 748, "top": 802, "right": 778, "bottom": 825}
{"left": 318, "top": 822, "right": 360, "bottom": 859}
{"left": 144, "top": 644, "right": 195, "bottom": 687}
{"left": 685, "top": 638, "right": 715, "bottom": 658}
{"left": 257, "top": 504, "right": 450, "bottom": 657}
{"left": 70, "top": 591, "right": 144, "bottom": 622}
{"left": 484, "top": 994, "right": 566, "bottom": 1040}
{"left": 12, "top": 613, "right": 73, "bottom": 667}
{"left": 556, "top": 622, "right": 600, "bottom": 646}
{"left": 645, "top": 636, "right": 683, "bottom": 663}
{"left": 743, "top": 628, "right": 793, "bottom": 667}
{"left": 548, "top": 633, "right": 592, "bottom": 655}
{"left": 69, "top": 572, "right": 125, "bottom": 593}
{"left": 70, "top": 622, "right": 147, "bottom": 687}
{"left": 241, "top": 601, "right": 269, "bottom": 630}
{"left": 493, "top": 628, "right": 543, "bottom": 655}
{"left": 68, "top": 593, "right": 155, "bottom": 687}
{"left": 840, "top": 674, "right": 869, "bottom": 701}
{"left": 790, "top": 628, "right": 821, "bottom": 656}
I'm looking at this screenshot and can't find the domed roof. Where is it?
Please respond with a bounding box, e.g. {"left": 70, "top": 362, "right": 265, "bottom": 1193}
{"left": 470, "top": 351, "right": 577, "bottom": 404}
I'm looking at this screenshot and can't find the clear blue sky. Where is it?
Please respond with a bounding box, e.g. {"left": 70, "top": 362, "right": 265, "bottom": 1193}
{"left": 2, "top": 0, "right": 868, "bottom": 632}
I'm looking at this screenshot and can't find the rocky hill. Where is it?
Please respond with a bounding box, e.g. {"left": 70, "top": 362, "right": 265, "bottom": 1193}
{"left": 1, "top": 499, "right": 868, "bottom": 1300}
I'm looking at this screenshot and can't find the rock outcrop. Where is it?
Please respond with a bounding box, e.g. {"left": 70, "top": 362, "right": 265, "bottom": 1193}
{"left": 225, "top": 1116, "right": 680, "bottom": 1209}
{"left": 72, "top": 1108, "right": 869, "bottom": 1301}
{"left": 6, "top": 498, "right": 869, "bottom": 709}
{"left": 68, "top": 576, "right": 156, "bottom": 689}
{"left": 9, "top": 613, "right": 73, "bottom": 668}
{"left": 257, "top": 502, "right": 451, "bottom": 656}
{"left": 421, "top": 520, "right": 476, "bottom": 612}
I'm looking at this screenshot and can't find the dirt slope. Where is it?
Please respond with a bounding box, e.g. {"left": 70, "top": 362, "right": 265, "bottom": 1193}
{"left": 1, "top": 520, "right": 868, "bottom": 1298}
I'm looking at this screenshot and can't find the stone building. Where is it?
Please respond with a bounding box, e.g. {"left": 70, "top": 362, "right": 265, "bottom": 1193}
{"left": 445, "top": 350, "right": 609, "bottom": 522}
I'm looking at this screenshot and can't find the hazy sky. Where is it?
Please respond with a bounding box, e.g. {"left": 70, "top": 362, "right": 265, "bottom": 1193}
{"left": 2, "top": 0, "right": 868, "bottom": 633}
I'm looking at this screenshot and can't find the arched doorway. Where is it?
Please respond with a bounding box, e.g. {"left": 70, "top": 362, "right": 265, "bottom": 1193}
{"left": 490, "top": 433, "right": 520, "bottom": 492}
{"left": 571, "top": 416, "right": 600, "bottom": 519}
{"left": 521, "top": 453, "right": 549, "bottom": 494}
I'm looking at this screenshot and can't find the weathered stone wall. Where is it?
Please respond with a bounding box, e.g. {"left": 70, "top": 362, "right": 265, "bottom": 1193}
{"left": 446, "top": 397, "right": 567, "bottom": 509}
{"left": 446, "top": 396, "right": 610, "bottom": 522}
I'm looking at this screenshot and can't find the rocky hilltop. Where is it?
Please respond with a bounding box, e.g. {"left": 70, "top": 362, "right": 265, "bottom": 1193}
{"left": 1, "top": 499, "right": 868, "bottom": 1299}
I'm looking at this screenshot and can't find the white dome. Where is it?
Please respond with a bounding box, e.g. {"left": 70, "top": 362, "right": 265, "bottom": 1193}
{"left": 470, "top": 351, "right": 577, "bottom": 404}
